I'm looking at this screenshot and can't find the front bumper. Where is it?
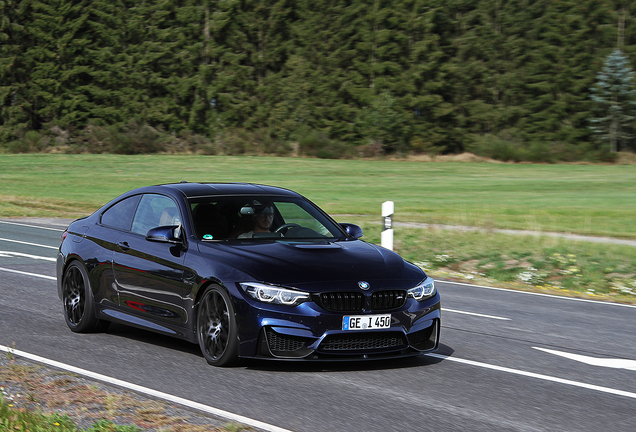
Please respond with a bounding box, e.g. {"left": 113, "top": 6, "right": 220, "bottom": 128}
{"left": 234, "top": 291, "right": 441, "bottom": 361}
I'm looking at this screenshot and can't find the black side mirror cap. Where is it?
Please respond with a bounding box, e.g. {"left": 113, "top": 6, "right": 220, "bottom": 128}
{"left": 146, "top": 225, "right": 182, "bottom": 244}
{"left": 340, "top": 223, "right": 363, "bottom": 239}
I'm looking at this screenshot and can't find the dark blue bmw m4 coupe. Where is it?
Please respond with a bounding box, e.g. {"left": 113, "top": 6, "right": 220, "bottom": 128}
{"left": 56, "top": 183, "right": 440, "bottom": 366}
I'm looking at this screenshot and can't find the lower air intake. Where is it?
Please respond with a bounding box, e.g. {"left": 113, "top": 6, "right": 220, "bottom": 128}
{"left": 320, "top": 333, "right": 406, "bottom": 352}
{"left": 407, "top": 320, "right": 439, "bottom": 351}
{"left": 265, "top": 328, "right": 313, "bottom": 358}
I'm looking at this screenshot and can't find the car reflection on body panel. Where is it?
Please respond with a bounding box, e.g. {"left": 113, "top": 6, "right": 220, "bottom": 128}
{"left": 56, "top": 182, "right": 440, "bottom": 366}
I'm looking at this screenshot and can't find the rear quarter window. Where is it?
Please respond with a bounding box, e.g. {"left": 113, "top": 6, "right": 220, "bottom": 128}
{"left": 100, "top": 195, "right": 141, "bottom": 231}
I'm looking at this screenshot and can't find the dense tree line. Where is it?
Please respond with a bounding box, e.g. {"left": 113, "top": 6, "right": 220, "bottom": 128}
{"left": 1, "top": 0, "right": 636, "bottom": 159}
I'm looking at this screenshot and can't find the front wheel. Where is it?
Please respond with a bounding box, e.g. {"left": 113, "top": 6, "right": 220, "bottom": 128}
{"left": 196, "top": 285, "right": 239, "bottom": 366}
{"left": 62, "top": 261, "right": 110, "bottom": 333}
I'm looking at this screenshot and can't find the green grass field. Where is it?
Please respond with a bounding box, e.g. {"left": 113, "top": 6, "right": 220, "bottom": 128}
{"left": 1, "top": 154, "right": 635, "bottom": 237}
{"left": 1, "top": 154, "right": 635, "bottom": 303}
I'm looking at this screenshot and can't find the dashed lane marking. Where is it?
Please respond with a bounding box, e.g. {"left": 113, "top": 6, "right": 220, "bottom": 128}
{"left": 441, "top": 308, "right": 510, "bottom": 320}
{"left": 0, "top": 267, "right": 56, "bottom": 280}
{"left": 0, "top": 251, "right": 56, "bottom": 261}
{"left": 0, "top": 220, "right": 64, "bottom": 232}
{"left": 426, "top": 353, "right": 636, "bottom": 400}
{"left": 0, "top": 237, "right": 58, "bottom": 249}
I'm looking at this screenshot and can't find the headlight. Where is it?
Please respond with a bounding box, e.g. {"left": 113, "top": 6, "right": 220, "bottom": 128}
{"left": 407, "top": 277, "right": 436, "bottom": 301}
{"left": 240, "top": 282, "right": 310, "bottom": 306}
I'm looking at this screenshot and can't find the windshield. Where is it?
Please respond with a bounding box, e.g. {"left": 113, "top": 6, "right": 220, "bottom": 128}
{"left": 188, "top": 196, "right": 344, "bottom": 241}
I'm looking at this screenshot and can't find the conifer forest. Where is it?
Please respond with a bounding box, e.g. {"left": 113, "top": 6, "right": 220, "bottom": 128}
{"left": 1, "top": 1, "right": 636, "bottom": 160}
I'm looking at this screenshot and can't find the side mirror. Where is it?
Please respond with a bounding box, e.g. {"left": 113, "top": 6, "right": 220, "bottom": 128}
{"left": 340, "top": 223, "right": 363, "bottom": 239}
{"left": 146, "top": 225, "right": 182, "bottom": 244}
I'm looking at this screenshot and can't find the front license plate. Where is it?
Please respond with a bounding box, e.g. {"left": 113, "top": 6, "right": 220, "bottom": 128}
{"left": 342, "top": 314, "right": 391, "bottom": 330}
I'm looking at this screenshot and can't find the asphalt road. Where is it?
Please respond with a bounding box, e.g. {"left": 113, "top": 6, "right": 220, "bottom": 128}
{"left": 1, "top": 218, "right": 635, "bottom": 432}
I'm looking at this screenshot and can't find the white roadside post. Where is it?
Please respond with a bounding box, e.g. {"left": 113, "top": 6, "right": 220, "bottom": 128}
{"left": 381, "top": 201, "right": 394, "bottom": 250}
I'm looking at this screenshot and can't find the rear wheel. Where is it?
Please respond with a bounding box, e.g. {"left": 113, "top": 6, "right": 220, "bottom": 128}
{"left": 196, "top": 285, "right": 239, "bottom": 366}
{"left": 62, "top": 261, "right": 110, "bottom": 333}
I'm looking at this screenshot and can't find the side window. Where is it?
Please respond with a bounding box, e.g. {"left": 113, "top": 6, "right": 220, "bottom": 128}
{"left": 100, "top": 195, "right": 141, "bottom": 231}
{"left": 131, "top": 194, "right": 180, "bottom": 235}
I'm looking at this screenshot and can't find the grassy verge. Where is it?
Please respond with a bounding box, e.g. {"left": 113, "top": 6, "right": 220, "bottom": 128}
{"left": 0, "top": 398, "right": 138, "bottom": 432}
{"left": 0, "top": 352, "right": 250, "bottom": 432}
{"left": 357, "top": 222, "right": 636, "bottom": 304}
{"left": 1, "top": 154, "right": 636, "bottom": 238}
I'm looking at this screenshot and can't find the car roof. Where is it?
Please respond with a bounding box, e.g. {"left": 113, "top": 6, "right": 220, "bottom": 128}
{"left": 140, "top": 182, "right": 301, "bottom": 199}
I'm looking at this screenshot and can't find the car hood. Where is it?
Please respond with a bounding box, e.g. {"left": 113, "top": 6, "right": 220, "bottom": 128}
{"left": 197, "top": 239, "right": 425, "bottom": 290}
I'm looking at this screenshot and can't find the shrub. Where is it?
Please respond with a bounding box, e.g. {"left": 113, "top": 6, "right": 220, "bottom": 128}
{"left": 162, "top": 131, "right": 214, "bottom": 154}
{"left": 70, "top": 124, "right": 114, "bottom": 153}
{"left": 315, "top": 141, "right": 351, "bottom": 159}
{"left": 298, "top": 131, "right": 351, "bottom": 159}
{"left": 409, "top": 138, "right": 443, "bottom": 156}
{"left": 465, "top": 135, "right": 605, "bottom": 163}
{"left": 525, "top": 141, "right": 556, "bottom": 163}
{"left": 356, "top": 141, "right": 385, "bottom": 158}
{"left": 113, "top": 120, "right": 165, "bottom": 154}
{"left": 7, "top": 130, "right": 47, "bottom": 153}
{"left": 298, "top": 131, "right": 331, "bottom": 156}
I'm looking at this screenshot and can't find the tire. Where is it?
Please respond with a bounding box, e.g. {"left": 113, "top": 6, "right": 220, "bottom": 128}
{"left": 196, "top": 285, "right": 239, "bottom": 366}
{"left": 62, "top": 261, "right": 110, "bottom": 333}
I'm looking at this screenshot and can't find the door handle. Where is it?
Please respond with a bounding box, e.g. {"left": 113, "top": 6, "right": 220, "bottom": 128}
{"left": 117, "top": 241, "right": 130, "bottom": 251}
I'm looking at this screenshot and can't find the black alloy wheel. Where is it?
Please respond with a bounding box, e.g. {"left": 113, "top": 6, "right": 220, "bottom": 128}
{"left": 197, "top": 285, "right": 239, "bottom": 366}
{"left": 62, "top": 261, "right": 109, "bottom": 333}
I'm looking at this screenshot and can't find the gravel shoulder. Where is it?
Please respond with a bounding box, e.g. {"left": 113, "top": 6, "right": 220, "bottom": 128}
{"left": 0, "top": 351, "right": 253, "bottom": 431}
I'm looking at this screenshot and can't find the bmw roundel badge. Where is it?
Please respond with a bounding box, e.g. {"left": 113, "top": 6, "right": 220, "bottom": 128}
{"left": 358, "top": 281, "right": 370, "bottom": 290}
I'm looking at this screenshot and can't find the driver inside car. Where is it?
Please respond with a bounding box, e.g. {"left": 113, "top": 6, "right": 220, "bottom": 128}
{"left": 238, "top": 202, "right": 276, "bottom": 238}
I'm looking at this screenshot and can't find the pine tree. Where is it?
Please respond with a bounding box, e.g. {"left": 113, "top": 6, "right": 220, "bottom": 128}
{"left": 174, "top": 0, "right": 221, "bottom": 135}
{"left": 25, "top": 0, "right": 98, "bottom": 131}
{"left": 589, "top": 49, "right": 636, "bottom": 152}
{"left": 397, "top": 0, "right": 458, "bottom": 153}
{"left": 448, "top": 0, "right": 531, "bottom": 137}
{"left": 210, "top": 0, "right": 297, "bottom": 133}
{"left": 521, "top": 0, "right": 620, "bottom": 144}
{"left": 0, "top": 0, "right": 30, "bottom": 143}
{"left": 285, "top": 0, "right": 359, "bottom": 141}
{"left": 83, "top": 0, "right": 143, "bottom": 128}
{"left": 356, "top": 90, "right": 405, "bottom": 150}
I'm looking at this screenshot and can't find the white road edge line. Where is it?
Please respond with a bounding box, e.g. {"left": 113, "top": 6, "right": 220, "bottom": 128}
{"left": 441, "top": 308, "right": 510, "bottom": 320}
{"left": 0, "top": 267, "right": 56, "bottom": 280}
{"left": 0, "top": 345, "right": 295, "bottom": 432}
{"left": 0, "top": 220, "right": 64, "bottom": 232}
{"left": 426, "top": 353, "right": 636, "bottom": 400}
{"left": 440, "top": 280, "right": 636, "bottom": 309}
{"left": 0, "top": 237, "right": 58, "bottom": 249}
